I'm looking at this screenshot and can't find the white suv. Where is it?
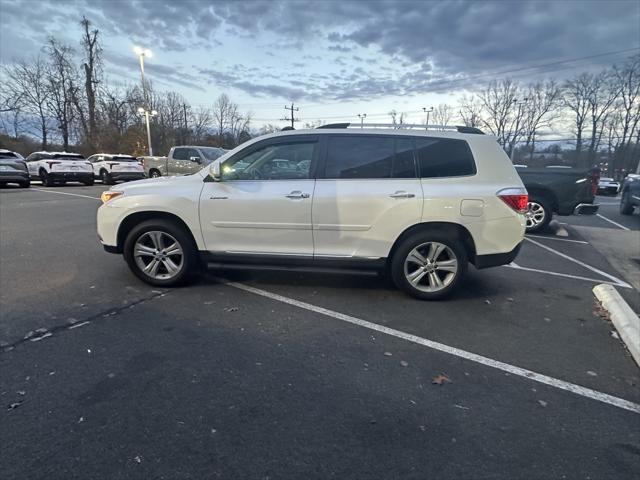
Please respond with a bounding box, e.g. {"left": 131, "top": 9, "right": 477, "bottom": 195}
{"left": 87, "top": 153, "right": 145, "bottom": 185}
{"left": 25, "top": 151, "right": 94, "bottom": 186}
{"left": 97, "top": 124, "right": 527, "bottom": 299}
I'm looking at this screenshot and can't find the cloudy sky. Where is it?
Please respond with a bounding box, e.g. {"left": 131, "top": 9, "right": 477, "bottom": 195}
{"left": 1, "top": 0, "right": 639, "bottom": 128}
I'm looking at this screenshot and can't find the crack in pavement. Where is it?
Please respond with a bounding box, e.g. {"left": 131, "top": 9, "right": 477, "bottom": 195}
{"left": 1, "top": 290, "right": 169, "bottom": 353}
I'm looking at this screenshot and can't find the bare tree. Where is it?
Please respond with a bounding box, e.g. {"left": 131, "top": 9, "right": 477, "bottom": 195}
{"left": 212, "top": 93, "right": 233, "bottom": 142}
{"left": 521, "top": 80, "right": 561, "bottom": 161}
{"left": 585, "top": 70, "right": 621, "bottom": 164}
{"left": 610, "top": 55, "right": 640, "bottom": 172}
{"left": 431, "top": 103, "right": 454, "bottom": 128}
{"left": 389, "top": 109, "right": 406, "bottom": 128}
{"left": 563, "top": 73, "right": 594, "bottom": 166}
{"left": 458, "top": 95, "right": 483, "bottom": 128}
{"left": 479, "top": 79, "right": 526, "bottom": 157}
{"left": 2, "top": 57, "right": 51, "bottom": 148}
{"left": 79, "top": 16, "right": 102, "bottom": 149}
{"left": 46, "top": 38, "right": 78, "bottom": 150}
{"left": 190, "top": 106, "right": 212, "bottom": 143}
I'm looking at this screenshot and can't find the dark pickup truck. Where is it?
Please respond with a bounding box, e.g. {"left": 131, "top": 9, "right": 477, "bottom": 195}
{"left": 515, "top": 166, "right": 599, "bottom": 232}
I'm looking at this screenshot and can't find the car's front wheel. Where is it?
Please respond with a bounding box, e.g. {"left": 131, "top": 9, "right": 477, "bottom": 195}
{"left": 391, "top": 231, "right": 468, "bottom": 300}
{"left": 525, "top": 196, "right": 552, "bottom": 233}
{"left": 123, "top": 219, "right": 199, "bottom": 287}
{"left": 620, "top": 190, "right": 634, "bottom": 215}
{"left": 20, "top": 180, "right": 30, "bottom": 188}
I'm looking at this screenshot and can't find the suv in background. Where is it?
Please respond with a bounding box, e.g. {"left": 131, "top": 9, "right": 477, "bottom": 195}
{"left": 25, "top": 151, "right": 93, "bottom": 186}
{"left": 620, "top": 163, "right": 640, "bottom": 215}
{"left": 87, "top": 153, "right": 145, "bottom": 185}
{"left": 97, "top": 124, "right": 527, "bottom": 300}
{"left": 0, "top": 149, "right": 30, "bottom": 188}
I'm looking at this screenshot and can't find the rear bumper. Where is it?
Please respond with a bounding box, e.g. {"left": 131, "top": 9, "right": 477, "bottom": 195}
{"left": 573, "top": 203, "right": 599, "bottom": 215}
{"left": 47, "top": 171, "right": 93, "bottom": 181}
{"left": 109, "top": 172, "right": 145, "bottom": 181}
{"left": 0, "top": 171, "right": 29, "bottom": 182}
{"left": 474, "top": 242, "right": 522, "bottom": 269}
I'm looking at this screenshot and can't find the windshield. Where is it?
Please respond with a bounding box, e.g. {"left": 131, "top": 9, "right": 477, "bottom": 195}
{"left": 0, "top": 152, "right": 20, "bottom": 159}
{"left": 201, "top": 147, "right": 226, "bottom": 161}
{"left": 112, "top": 156, "right": 138, "bottom": 162}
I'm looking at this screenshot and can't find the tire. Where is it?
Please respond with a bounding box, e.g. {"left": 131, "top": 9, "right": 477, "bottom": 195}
{"left": 83, "top": 178, "right": 95, "bottom": 186}
{"left": 123, "top": 219, "right": 199, "bottom": 287}
{"left": 149, "top": 169, "right": 161, "bottom": 178}
{"left": 620, "top": 190, "right": 634, "bottom": 215}
{"left": 525, "top": 195, "right": 553, "bottom": 233}
{"left": 20, "top": 180, "right": 30, "bottom": 188}
{"left": 390, "top": 230, "right": 468, "bottom": 300}
{"left": 40, "top": 170, "right": 54, "bottom": 187}
{"left": 101, "top": 170, "right": 114, "bottom": 185}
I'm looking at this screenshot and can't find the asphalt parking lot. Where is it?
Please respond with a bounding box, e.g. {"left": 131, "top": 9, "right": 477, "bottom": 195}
{"left": 1, "top": 184, "right": 639, "bottom": 479}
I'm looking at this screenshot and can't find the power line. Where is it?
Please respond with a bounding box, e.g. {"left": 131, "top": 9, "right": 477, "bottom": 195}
{"left": 282, "top": 102, "right": 299, "bottom": 128}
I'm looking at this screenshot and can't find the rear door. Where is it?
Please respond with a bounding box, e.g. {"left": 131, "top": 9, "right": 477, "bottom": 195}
{"left": 312, "top": 134, "right": 423, "bottom": 259}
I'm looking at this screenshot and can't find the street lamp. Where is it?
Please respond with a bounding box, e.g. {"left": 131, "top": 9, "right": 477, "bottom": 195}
{"left": 357, "top": 113, "right": 367, "bottom": 128}
{"left": 137, "top": 107, "right": 157, "bottom": 157}
{"left": 134, "top": 46, "right": 154, "bottom": 155}
{"left": 422, "top": 106, "right": 434, "bottom": 128}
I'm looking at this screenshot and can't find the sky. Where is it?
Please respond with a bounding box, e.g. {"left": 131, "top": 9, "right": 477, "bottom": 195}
{"left": 1, "top": 0, "right": 639, "bottom": 129}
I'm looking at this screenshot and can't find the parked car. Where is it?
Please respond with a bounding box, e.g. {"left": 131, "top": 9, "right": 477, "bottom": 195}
{"left": 597, "top": 177, "right": 620, "bottom": 195}
{"left": 97, "top": 124, "right": 527, "bottom": 300}
{"left": 87, "top": 153, "right": 145, "bottom": 185}
{"left": 0, "top": 149, "right": 30, "bottom": 188}
{"left": 25, "top": 151, "right": 93, "bottom": 186}
{"left": 143, "top": 146, "right": 227, "bottom": 178}
{"left": 619, "top": 164, "right": 640, "bottom": 215}
{"left": 515, "top": 166, "right": 598, "bottom": 233}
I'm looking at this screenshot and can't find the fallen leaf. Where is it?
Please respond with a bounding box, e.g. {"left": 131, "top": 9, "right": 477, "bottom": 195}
{"left": 586, "top": 371, "right": 598, "bottom": 377}
{"left": 484, "top": 299, "right": 491, "bottom": 305}
{"left": 7, "top": 401, "right": 23, "bottom": 410}
{"left": 432, "top": 373, "right": 451, "bottom": 385}
{"left": 383, "top": 352, "right": 393, "bottom": 357}
{"left": 224, "top": 307, "right": 238, "bottom": 312}
{"left": 133, "top": 455, "right": 142, "bottom": 463}
{"left": 538, "top": 400, "right": 548, "bottom": 407}
{"left": 400, "top": 360, "right": 409, "bottom": 367}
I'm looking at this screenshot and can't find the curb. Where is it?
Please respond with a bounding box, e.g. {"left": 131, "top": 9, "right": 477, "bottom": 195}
{"left": 593, "top": 284, "right": 640, "bottom": 367}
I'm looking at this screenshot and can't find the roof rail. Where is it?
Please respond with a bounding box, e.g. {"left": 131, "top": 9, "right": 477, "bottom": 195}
{"left": 316, "top": 123, "right": 484, "bottom": 134}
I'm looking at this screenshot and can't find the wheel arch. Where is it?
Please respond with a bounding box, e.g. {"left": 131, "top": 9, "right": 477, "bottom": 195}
{"left": 388, "top": 221, "right": 477, "bottom": 266}
{"left": 116, "top": 211, "right": 199, "bottom": 254}
{"left": 526, "top": 186, "right": 558, "bottom": 212}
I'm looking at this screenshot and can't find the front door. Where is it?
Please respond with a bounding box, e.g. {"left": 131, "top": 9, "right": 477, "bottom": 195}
{"left": 199, "top": 136, "right": 318, "bottom": 256}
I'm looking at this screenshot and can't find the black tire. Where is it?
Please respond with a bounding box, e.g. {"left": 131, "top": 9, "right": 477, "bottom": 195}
{"left": 149, "top": 169, "right": 161, "bottom": 178}
{"left": 83, "top": 177, "right": 95, "bottom": 186}
{"left": 40, "top": 170, "right": 54, "bottom": 187}
{"left": 101, "top": 170, "right": 114, "bottom": 185}
{"left": 525, "top": 195, "right": 553, "bottom": 233}
{"left": 20, "top": 180, "right": 30, "bottom": 188}
{"left": 123, "top": 219, "right": 199, "bottom": 287}
{"left": 620, "top": 190, "right": 634, "bottom": 215}
{"left": 390, "top": 230, "right": 468, "bottom": 300}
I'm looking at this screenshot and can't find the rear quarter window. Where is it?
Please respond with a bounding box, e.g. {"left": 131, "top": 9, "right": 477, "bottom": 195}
{"left": 416, "top": 137, "right": 476, "bottom": 178}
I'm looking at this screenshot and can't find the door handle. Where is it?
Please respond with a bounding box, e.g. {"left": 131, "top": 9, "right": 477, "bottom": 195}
{"left": 389, "top": 191, "right": 415, "bottom": 199}
{"left": 285, "top": 191, "right": 310, "bottom": 199}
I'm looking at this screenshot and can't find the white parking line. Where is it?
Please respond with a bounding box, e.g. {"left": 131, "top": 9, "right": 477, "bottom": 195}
{"left": 524, "top": 237, "right": 631, "bottom": 288}
{"left": 596, "top": 213, "right": 631, "bottom": 231}
{"left": 30, "top": 188, "right": 101, "bottom": 200}
{"left": 526, "top": 234, "right": 589, "bottom": 245}
{"left": 223, "top": 280, "right": 640, "bottom": 414}
{"left": 506, "top": 263, "right": 625, "bottom": 287}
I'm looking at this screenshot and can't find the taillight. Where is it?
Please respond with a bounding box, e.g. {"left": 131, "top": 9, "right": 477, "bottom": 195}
{"left": 498, "top": 188, "right": 528, "bottom": 213}
{"left": 108, "top": 162, "right": 119, "bottom": 170}
{"left": 47, "top": 161, "right": 61, "bottom": 168}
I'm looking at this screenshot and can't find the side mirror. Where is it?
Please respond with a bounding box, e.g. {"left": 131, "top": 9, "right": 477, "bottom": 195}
{"left": 189, "top": 156, "right": 201, "bottom": 164}
{"left": 209, "top": 161, "right": 221, "bottom": 181}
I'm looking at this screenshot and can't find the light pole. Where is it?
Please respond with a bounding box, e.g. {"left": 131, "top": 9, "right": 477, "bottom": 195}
{"left": 137, "top": 107, "right": 157, "bottom": 156}
{"left": 357, "top": 113, "right": 367, "bottom": 128}
{"left": 134, "top": 46, "right": 154, "bottom": 155}
{"left": 422, "top": 107, "right": 434, "bottom": 128}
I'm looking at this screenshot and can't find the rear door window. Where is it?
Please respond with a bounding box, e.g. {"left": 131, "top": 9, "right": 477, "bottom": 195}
{"left": 415, "top": 138, "right": 476, "bottom": 178}
{"left": 324, "top": 135, "right": 393, "bottom": 179}
{"left": 172, "top": 148, "right": 189, "bottom": 160}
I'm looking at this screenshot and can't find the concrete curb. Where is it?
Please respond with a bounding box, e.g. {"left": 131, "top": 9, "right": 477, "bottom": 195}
{"left": 593, "top": 284, "right": 640, "bottom": 368}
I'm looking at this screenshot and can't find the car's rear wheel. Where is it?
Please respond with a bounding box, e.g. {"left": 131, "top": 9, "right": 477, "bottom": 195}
{"left": 83, "top": 177, "right": 95, "bottom": 186}
{"left": 620, "top": 190, "right": 634, "bottom": 215}
{"left": 149, "top": 169, "right": 161, "bottom": 178}
{"left": 391, "top": 231, "right": 467, "bottom": 300}
{"left": 123, "top": 219, "right": 198, "bottom": 287}
{"left": 40, "top": 170, "right": 54, "bottom": 187}
{"left": 525, "top": 196, "right": 552, "bottom": 233}
{"left": 101, "top": 170, "right": 114, "bottom": 185}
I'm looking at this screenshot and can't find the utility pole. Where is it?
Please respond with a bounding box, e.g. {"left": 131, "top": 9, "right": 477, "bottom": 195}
{"left": 183, "top": 103, "right": 188, "bottom": 144}
{"left": 283, "top": 103, "right": 299, "bottom": 129}
{"left": 134, "top": 47, "right": 154, "bottom": 155}
{"left": 422, "top": 106, "right": 433, "bottom": 128}
{"left": 357, "top": 113, "right": 367, "bottom": 128}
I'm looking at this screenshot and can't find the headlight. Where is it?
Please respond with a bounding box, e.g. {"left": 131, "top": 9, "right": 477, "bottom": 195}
{"left": 101, "top": 191, "right": 124, "bottom": 203}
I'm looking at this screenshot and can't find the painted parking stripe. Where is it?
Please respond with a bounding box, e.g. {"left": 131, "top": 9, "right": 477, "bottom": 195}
{"left": 506, "top": 263, "right": 626, "bottom": 287}
{"left": 222, "top": 280, "right": 640, "bottom": 414}
{"left": 30, "top": 188, "right": 101, "bottom": 201}
{"left": 595, "top": 213, "right": 631, "bottom": 231}
{"left": 524, "top": 237, "right": 631, "bottom": 288}
{"left": 525, "top": 234, "right": 589, "bottom": 245}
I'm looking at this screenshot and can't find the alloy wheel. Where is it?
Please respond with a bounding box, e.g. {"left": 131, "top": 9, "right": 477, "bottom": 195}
{"left": 403, "top": 242, "right": 458, "bottom": 293}
{"left": 525, "top": 201, "right": 546, "bottom": 229}
{"left": 133, "top": 231, "right": 184, "bottom": 280}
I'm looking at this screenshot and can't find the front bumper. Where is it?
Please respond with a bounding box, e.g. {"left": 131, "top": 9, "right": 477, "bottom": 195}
{"left": 474, "top": 242, "right": 522, "bottom": 269}
{"left": 0, "top": 170, "right": 29, "bottom": 183}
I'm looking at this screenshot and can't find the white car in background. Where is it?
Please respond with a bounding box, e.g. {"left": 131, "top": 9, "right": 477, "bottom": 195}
{"left": 25, "top": 151, "right": 94, "bottom": 186}
{"left": 87, "top": 153, "right": 145, "bottom": 185}
{"left": 597, "top": 177, "right": 620, "bottom": 196}
{"left": 97, "top": 124, "right": 527, "bottom": 300}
